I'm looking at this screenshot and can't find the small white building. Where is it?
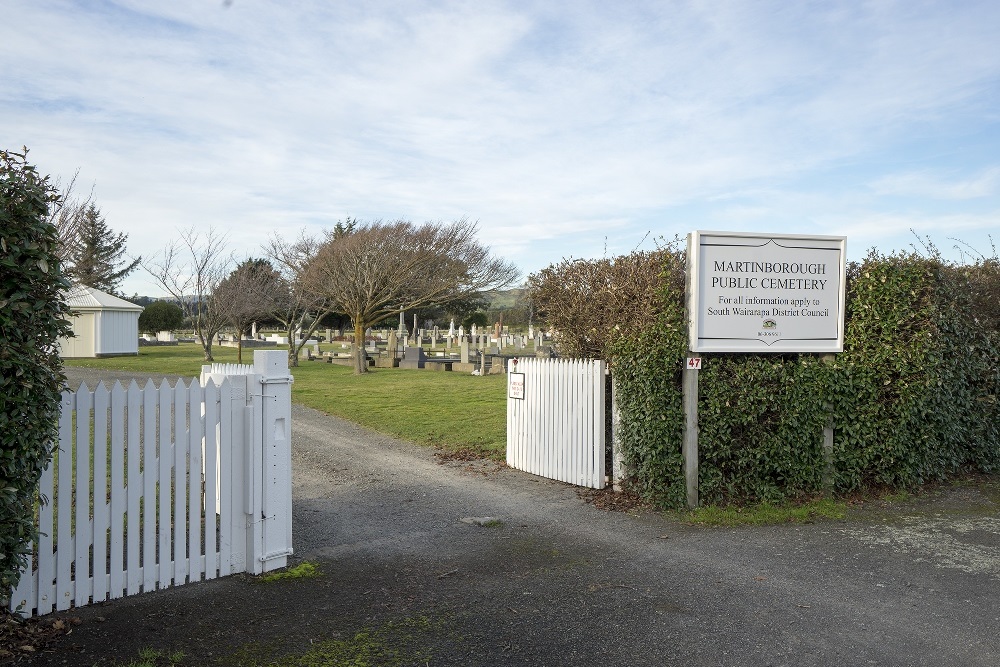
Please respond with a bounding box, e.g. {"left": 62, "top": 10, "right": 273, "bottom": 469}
{"left": 60, "top": 285, "right": 144, "bottom": 358}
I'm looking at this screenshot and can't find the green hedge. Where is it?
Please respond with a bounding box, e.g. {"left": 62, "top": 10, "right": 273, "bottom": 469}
{"left": 613, "top": 249, "right": 1000, "bottom": 507}
{"left": 0, "top": 149, "right": 71, "bottom": 600}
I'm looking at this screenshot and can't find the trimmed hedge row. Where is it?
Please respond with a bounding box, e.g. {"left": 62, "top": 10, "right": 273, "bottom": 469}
{"left": 612, "top": 249, "right": 1000, "bottom": 507}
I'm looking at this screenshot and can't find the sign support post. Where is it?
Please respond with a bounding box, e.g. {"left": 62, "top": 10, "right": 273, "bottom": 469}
{"left": 683, "top": 355, "right": 701, "bottom": 508}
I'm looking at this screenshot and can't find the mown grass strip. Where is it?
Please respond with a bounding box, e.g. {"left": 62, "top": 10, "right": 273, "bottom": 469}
{"left": 679, "top": 498, "right": 847, "bottom": 527}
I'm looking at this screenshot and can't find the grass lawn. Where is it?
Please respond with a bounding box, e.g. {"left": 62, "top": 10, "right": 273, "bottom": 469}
{"left": 66, "top": 343, "right": 508, "bottom": 460}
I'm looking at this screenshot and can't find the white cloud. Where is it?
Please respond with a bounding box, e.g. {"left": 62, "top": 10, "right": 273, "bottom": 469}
{"left": 870, "top": 167, "right": 1000, "bottom": 200}
{"left": 3, "top": 0, "right": 1000, "bottom": 294}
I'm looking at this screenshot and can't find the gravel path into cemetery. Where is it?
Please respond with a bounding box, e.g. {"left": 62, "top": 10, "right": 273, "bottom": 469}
{"left": 19, "top": 369, "right": 1000, "bottom": 665}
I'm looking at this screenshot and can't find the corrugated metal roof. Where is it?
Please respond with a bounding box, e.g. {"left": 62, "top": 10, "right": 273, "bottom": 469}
{"left": 64, "top": 284, "right": 144, "bottom": 311}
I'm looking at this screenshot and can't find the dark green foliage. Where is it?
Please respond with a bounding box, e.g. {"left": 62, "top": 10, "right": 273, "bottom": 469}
{"left": 609, "top": 249, "right": 688, "bottom": 506}
{"left": 0, "top": 148, "right": 71, "bottom": 599}
{"left": 609, "top": 247, "right": 1000, "bottom": 508}
{"left": 826, "top": 252, "right": 1000, "bottom": 491}
{"left": 62, "top": 202, "right": 139, "bottom": 295}
{"left": 138, "top": 300, "right": 184, "bottom": 335}
{"left": 462, "top": 311, "right": 489, "bottom": 330}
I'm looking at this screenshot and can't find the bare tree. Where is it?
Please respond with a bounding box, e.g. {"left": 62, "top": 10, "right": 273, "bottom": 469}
{"left": 46, "top": 169, "right": 92, "bottom": 263}
{"left": 310, "top": 218, "right": 520, "bottom": 373}
{"left": 265, "top": 230, "right": 336, "bottom": 367}
{"left": 213, "top": 258, "right": 283, "bottom": 364}
{"left": 143, "top": 227, "right": 233, "bottom": 361}
{"left": 526, "top": 249, "right": 682, "bottom": 359}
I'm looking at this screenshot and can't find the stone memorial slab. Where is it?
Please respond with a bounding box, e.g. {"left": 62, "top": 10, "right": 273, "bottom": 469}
{"left": 399, "top": 345, "right": 427, "bottom": 369}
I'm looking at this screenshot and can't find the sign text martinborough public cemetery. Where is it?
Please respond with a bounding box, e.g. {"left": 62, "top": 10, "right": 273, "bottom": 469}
{"left": 687, "top": 231, "right": 847, "bottom": 353}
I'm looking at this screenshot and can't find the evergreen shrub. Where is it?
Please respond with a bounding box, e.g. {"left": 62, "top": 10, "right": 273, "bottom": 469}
{"left": 0, "top": 149, "right": 70, "bottom": 600}
{"left": 607, "top": 248, "right": 1000, "bottom": 507}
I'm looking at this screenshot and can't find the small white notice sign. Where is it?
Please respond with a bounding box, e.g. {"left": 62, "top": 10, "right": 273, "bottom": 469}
{"left": 686, "top": 357, "right": 702, "bottom": 370}
{"left": 508, "top": 372, "right": 525, "bottom": 400}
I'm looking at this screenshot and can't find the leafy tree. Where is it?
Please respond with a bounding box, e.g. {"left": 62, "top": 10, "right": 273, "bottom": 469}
{"left": 462, "top": 311, "right": 489, "bottom": 330}
{"left": 138, "top": 300, "right": 184, "bottom": 335}
{"left": 0, "top": 148, "right": 72, "bottom": 599}
{"left": 213, "top": 258, "right": 283, "bottom": 363}
{"left": 311, "top": 218, "right": 520, "bottom": 373}
{"left": 62, "top": 203, "right": 139, "bottom": 295}
{"left": 332, "top": 216, "right": 358, "bottom": 240}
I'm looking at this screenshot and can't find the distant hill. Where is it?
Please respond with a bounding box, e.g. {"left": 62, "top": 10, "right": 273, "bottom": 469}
{"left": 483, "top": 288, "right": 525, "bottom": 309}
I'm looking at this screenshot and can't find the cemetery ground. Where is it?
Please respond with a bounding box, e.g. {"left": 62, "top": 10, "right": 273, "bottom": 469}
{"left": 60, "top": 343, "right": 509, "bottom": 461}
{"left": 4, "top": 348, "right": 1000, "bottom": 665}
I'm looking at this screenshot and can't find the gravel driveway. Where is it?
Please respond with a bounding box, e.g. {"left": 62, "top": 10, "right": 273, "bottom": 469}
{"left": 20, "top": 368, "right": 1000, "bottom": 665}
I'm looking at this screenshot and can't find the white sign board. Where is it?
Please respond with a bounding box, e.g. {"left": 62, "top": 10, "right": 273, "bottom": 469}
{"left": 508, "top": 372, "right": 525, "bottom": 400}
{"left": 688, "top": 231, "right": 846, "bottom": 353}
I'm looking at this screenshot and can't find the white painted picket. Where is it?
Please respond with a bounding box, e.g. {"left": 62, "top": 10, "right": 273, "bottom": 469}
{"left": 202, "top": 362, "right": 254, "bottom": 378}
{"left": 8, "top": 379, "right": 232, "bottom": 616}
{"left": 506, "top": 357, "right": 607, "bottom": 489}
{"left": 9, "top": 350, "right": 294, "bottom": 618}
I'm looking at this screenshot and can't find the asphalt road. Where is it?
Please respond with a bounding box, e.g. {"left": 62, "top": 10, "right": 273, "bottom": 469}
{"left": 22, "top": 368, "right": 1000, "bottom": 665}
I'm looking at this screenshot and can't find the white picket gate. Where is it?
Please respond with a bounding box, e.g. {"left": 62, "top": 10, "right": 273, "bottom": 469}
{"left": 506, "top": 357, "right": 607, "bottom": 489}
{"left": 8, "top": 350, "right": 293, "bottom": 618}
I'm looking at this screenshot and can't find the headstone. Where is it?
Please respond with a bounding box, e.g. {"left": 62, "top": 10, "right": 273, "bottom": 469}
{"left": 325, "top": 328, "right": 332, "bottom": 343}
{"left": 514, "top": 336, "right": 523, "bottom": 351}
{"left": 471, "top": 324, "right": 477, "bottom": 337}
{"left": 446, "top": 335, "right": 453, "bottom": 350}
{"left": 399, "top": 345, "right": 427, "bottom": 369}
{"left": 398, "top": 311, "right": 406, "bottom": 335}
{"left": 448, "top": 318, "right": 456, "bottom": 336}
{"left": 387, "top": 330, "right": 399, "bottom": 359}
{"left": 528, "top": 325, "right": 534, "bottom": 339}
{"left": 458, "top": 325, "right": 465, "bottom": 338}
{"left": 460, "top": 336, "right": 470, "bottom": 364}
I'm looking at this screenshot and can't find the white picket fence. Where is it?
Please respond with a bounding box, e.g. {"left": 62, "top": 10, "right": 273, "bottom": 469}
{"left": 506, "top": 357, "right": 607, "bottom": 489}
{"left": 8, "top": 350, "right": 293, "bottom": 618}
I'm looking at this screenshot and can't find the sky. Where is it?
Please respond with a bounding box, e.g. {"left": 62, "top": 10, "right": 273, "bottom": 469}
{"left": 4, "top": 0, "right": 1000, "bottom": 297}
